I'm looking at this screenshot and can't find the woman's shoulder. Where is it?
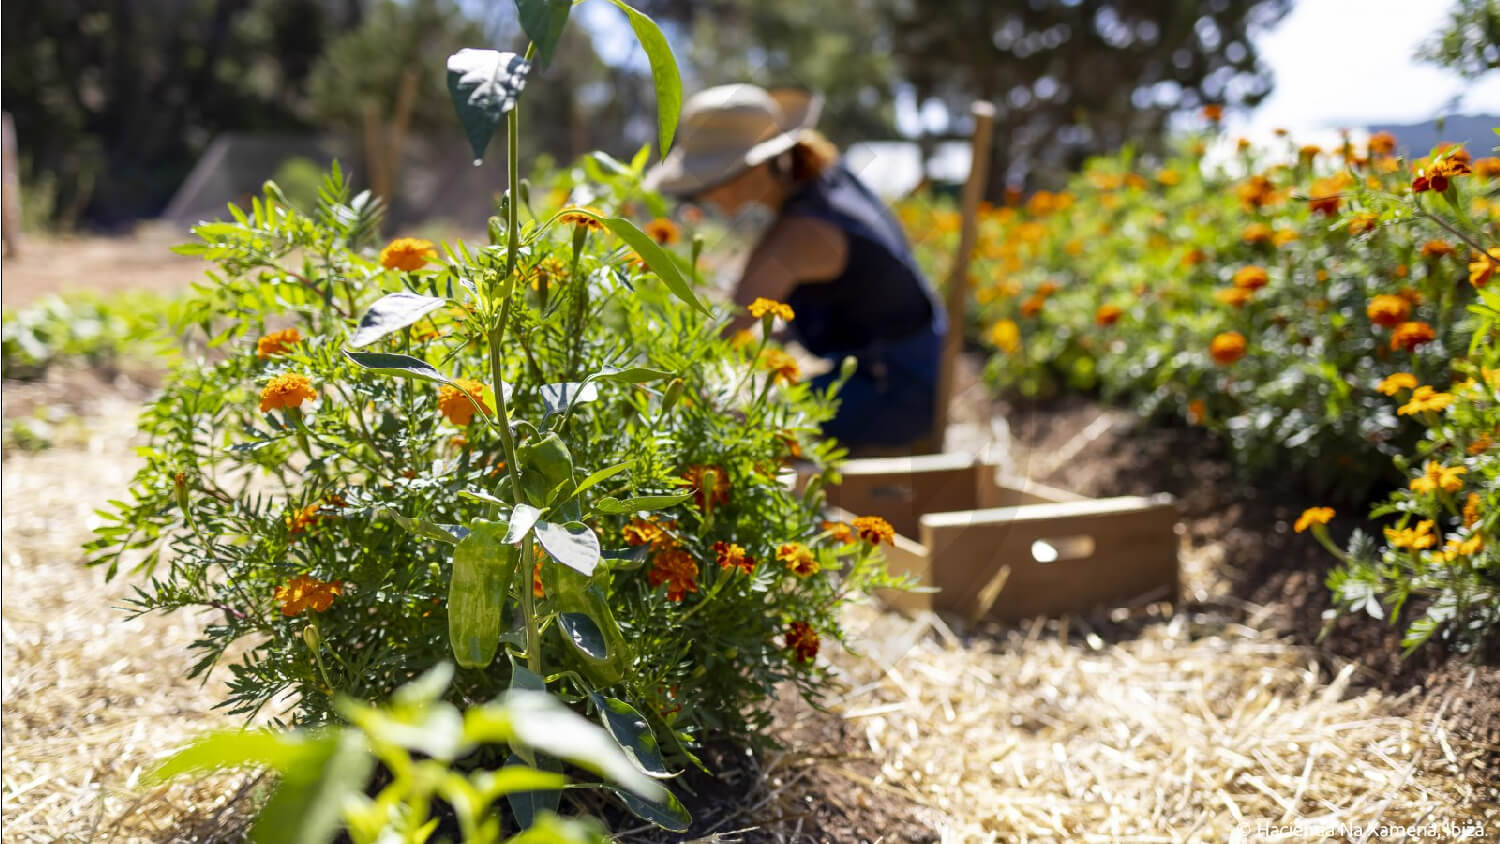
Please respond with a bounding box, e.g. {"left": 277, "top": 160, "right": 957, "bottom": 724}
{"left": 758, "top": 213, "right": 848, "bottom": 283}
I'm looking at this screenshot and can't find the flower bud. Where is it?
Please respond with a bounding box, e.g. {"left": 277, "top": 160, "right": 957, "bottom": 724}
{"left": 661, "top": 378, "right": 685, "bottom": 413}
{"left": 302, "top": 625, "right": 321, "bottom": 653}
{"left": 840, "top": 355, "right": 859, "bottom": 381}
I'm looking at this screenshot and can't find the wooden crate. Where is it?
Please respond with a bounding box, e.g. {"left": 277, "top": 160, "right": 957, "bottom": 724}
{"left": 821, "top": 454, "right": 1179, "bottom": 622}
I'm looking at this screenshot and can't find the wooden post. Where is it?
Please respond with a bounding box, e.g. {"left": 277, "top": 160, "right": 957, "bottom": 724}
{"left": 2, "top": 112, "right": 21, "bottom": 258}
{"left": 930, "top": 101, "right": 996, "bottom": 452}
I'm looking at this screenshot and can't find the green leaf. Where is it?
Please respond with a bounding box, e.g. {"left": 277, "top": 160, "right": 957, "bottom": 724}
{"left": 344, "top": 351, "right": 449, "bottom": 384}
{"left": 250, "top": 731, "right": 374, "bottom": 844}
{"left": 380, "top": 508, "right": 468, "bottom": 545}
{"left": 540, "top": 382, "right": 599, "bottom": 414}
{"left": 609, "top": 785, "right": 692, "bottom": 832}
{"left": 496, "top": 691, "right": 664, "bottom": 798}
{"left": 535, "top": 520, "right": 601, "bottom": 576}
{"left": 606, "top": 1, "right": 681, "bottom": 156}
{"left": 593, "top": 492, "right": 693, "bottom": 515}
{"left": 150, "top": 729, "right": 326, "bottom": 781}
{"left": 515, "top": 0, "right": 572, "bottom": 70}
{"left": 474, "top": 766, "right": 569, "bottom": 803}
{"left": 558, "top": 612, "right": 610, "bottom": 662}
{"left": 348, "top": 292, "right": 447, "bottom": 348}
{"left": 508, "top": 814, "right": 611, "bottom": 844}
{"left": 504, "top": 753, "right": 562, "bottom": 830}
{"left": 446, "top": 49, "right": 531, "bottom": 163}
{"left": 589, "top": 365, "right": 675, "bottom": 384}
{"left": 603, "top": 217, "right": 707, "bottom": 314}
{"left": 449, "top": 520, "right": 519, "bottom": 669}
{"left": 394, "top": 663, "right": 455, "bottom": 707}
{"left": 572, "top": 461, "right": 631, "bottom": 499}
{"left": 509, "top": 653, "right": 546, "bottom": 692}
{"left": 590, "top": 694, "right": 670, "bottom": 777}
{"left": 504, "top": 503, "right": 543, "bottom": 544}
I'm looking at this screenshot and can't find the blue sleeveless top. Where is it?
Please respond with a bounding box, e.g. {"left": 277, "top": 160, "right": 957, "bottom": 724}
{"left": 778, "top": 162, "right": 945, "bottom": 362}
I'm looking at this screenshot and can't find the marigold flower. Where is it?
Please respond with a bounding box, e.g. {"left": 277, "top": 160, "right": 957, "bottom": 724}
{"left": 1232, "top": 265, "right": 1269, "bottom": 290}
{"left": 1272, "top": 229, "right": 1299, "bottom": 247}
{"left": 437, "top": 379, "right": 492, "bottom": 426}
{"left": 1215, "top": 287, "right": 1252, "bottom": 308}
{"left": 1241, "top": 223, "right": 1273, "bottom": 245}
{"left": 1307, "top": 175, "right": 1348, "bottom": 216}
{"left": 1397, "top": 385, "right": 1453, "bottom": 416}
{"left": 1036, "top": 280, "right": 1061, "bottom": 297}
{"left": 274, "top": 574, "right": 342, "bottom": 617}
{"left": 285, "top": 502, "right": 322, "bottom": 536}
{"left": 786, "top": 621, "right": 819, "bottom": 662}
{"left": 1095, "top": 305, "right": 1123, "bottom": 326}
{"left": 1236, "top": 175, "right": 1278, "bottom": 211}
{"left": 527, "top": 256, "right": 567, "bottom": 290}
{"left": 1019, "top": 295, "right": 1046, "bottom": 318}
{"left": 1411, "top": 155, "right": 1471, "bottom": 193}
{"left": 623, "top": 517, "right": 676, "bottom": 550}
{"left": 380, "top": 237, "right": 437, "bottom": 271}
{"left": 1298, "top": 144, "right": 1321, "bottom": 162}
{"left": 762, "top": 349, "right": 800, "bottom": 385}
{"left": 989, "top": 320, "right": 1020, "bottom": 353}
{"left": 1470, "top": 433, "right": 1493, "bottom": 456}
{"left": 1420, "top": 239, "right": 1455, "bottom": 260}
{"left": 558, "top": 207, "right": 604, "bottom": 231}
{"left": 643, "top": 217, "right": 681, "bottom": 246}
{"left": 1367, "top": 131, "right": 1397, "bottom": 157}
{"left": 682, "top": 465, "right": 730, "bottom": 511}
{"left": 1440, "top": 534, "right": 1485, "bottom": 563}
{"left": 1155, "top": 169, "right": 1181, "bottom": 187}
{"left": 1474, "top": 157, "right": 1500, "bottom": 179}
{"left": 1468, "top": 248, "right": 1500, "bottom": 288}
{"left": 1209, "top": 331, "right": 1246, "bottom": 365}
{"left": 1463, "top": 493, "right": 1482, "bottom": 527}
{"left": 1409, "top": 461, "right": 1465, "bottom": 495}
{"left": 1294, "top": 507, "right": 1335, "bottom": 533}
{"left": 714, "top": 540, "right": 755, "bottom": 574}
{"left": 821, "top": 520, "right": 856, "bottom": 545}
{"left": 1376, "top": 372, "right": 1418, "bottom": 396}
{"left": 1201, "top": 104, "right": 1224, "bottom": 123}
{"left": 256, "top": 328, "right": 302, "bottom": 359}
{"left": 647, "top": 547, "right": 699, "bottom": 601}
{"left": 259, "top": 372, "right": 317, "bottom": 413}
{"left": 1390, "top": 321, "right": 1435, "bottom": 352}
{"left": 1186, "top": 398, "right": 1207, "bottom": 425}
{"left": 852, "top": 515, "right": 895, "bottom": 545}
{"left": 533, "top": 559, "right": 545, "bottom": 598}
{"left": 1365, "top": 294, "right": 1410, "bottom": 328}
{"left": 748, "top": 297, "right": 795, "bottom": 321}
{"left": 777, "top": 542, "right": 819, "bottom": 577}
{"left": 1385, "top": 519, "right": 1436, "bottom": 550}
{"left": 1347, "top": 213, "right": 1378, "bottom": 236}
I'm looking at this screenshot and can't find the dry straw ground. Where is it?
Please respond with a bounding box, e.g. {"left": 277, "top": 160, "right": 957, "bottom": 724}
{"left": 3, "top": 370, "right": 1496, "bottom": 842}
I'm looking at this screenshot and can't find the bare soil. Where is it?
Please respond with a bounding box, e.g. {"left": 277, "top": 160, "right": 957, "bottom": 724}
{"left": 2, "top": 228, "right": 203, "bottom": 308}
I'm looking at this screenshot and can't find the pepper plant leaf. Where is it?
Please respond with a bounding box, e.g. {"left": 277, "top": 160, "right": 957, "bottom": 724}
{"left": 535, "top": 520, "right": 601, "bottom": 576}
{"left": 603, "top": 217, "right": 707, "bottom": 314}
{"left": 514, "top": 0, "right": 571, "bottom": 70}
{"left": 445, "top": 49, "right": 531, "bottom": 163}
{"left": 606, "top": 1, "right": 680, "bottom": 156}
{"left": 344, "top": 351, "right": 450, "bottom": 385}
{"left": 348, "top": 292, "right": 447, "bottom": 348}
{"left": 590, "top": 693, "right": 670, "bottom": 777}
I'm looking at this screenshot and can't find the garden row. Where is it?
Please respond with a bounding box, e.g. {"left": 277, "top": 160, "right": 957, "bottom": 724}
{"left": 899, "top": 125, "right": 1498, "bottom": 653}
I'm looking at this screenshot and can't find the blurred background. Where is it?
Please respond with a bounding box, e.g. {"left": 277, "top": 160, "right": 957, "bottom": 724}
{"left": 1, "top": 0, "right": 1499, "bottom": 293}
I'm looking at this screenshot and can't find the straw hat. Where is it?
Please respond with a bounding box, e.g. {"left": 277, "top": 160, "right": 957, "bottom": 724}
{"left": 645, "top": 84, "right": 824, "bottom": 197}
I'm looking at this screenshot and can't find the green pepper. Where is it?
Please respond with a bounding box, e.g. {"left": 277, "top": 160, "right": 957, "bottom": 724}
{"left": 448, "top": 519, "right": 518, "bottom": 669}
{"left": 545, "top": 563, "right": 630, "bottom": 685}
{"left": 518, "top": 432, "right": 580, "bottom": 517}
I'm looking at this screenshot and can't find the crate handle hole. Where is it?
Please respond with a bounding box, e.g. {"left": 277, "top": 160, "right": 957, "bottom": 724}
{"left": 1031, "top": 535, "right": 1095, "bottom": 564}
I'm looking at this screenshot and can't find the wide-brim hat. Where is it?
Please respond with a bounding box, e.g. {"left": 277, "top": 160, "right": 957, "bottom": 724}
{"left": 644, "top": 84, "right": 824, "bottom": 198}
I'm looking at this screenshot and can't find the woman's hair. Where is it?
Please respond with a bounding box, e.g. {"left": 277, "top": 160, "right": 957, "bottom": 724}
{"left": 770, "top": 130, "right": 839, "bottom": 183}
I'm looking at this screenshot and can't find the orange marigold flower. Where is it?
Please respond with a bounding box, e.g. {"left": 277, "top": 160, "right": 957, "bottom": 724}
{"left": 644, "top": 217, "right": 681, "bottom": 245}
{"left": 1390, "top": 321, "right": 1435, "bottom": 352}
{"left": 1470, "top": 433, "right": 1493, "bottom": 456}
{"left": 558, "top": 207, "right": 604, "bottom": 231}
{"left": 1294, "top": 507, "right": 1335, "bottom": 533}
{"left": 1155, "top": 169, "right": 1181, "bottom": 187}
{"left": 1385, "top": 519, "right": 1436, "bottom": 550}
{"left": 821, "top": 520, "right": 856, "bottom": 545}
{"left": 259, "top": 373, "right": 317, "bottom": 413}
{"left": 527, "top": 256, "right": 567, "bottom": 290}
{"left": 990, "top": 319, "right": 1021, "bottom": 353}
{"left": 1095, "top": 305, "right": 1123, "bottom": 326}
{"left": 1019, "top": 295, "right": 1046, "bottom": 318}
{"left": 1210, "top": 331, "right": 1247, "bottom": 365}
{"left": 1463, "top": 492, "right": 1482, "bottom": 527}
{"left": 852, "top": 515, "right": 895, "bottom": 545}
{"left": 1409, "top": 461, "right": 1465, "bottom": 495}
{"left": 256, "top": 328, "right": 302, "bottom": 359}
{"left": 762, "top": 349, "right": 800, "bottom": 385}
{"left": 1367, "top": 131, "right": 1397, "bottom": 157}
{"left": 1272, "top": 228, "right": 1299, "bottom": 247}
{"left": 1411, "top": 155, "right": 1472, "bottom": 193}
{"left": 1298, "top": 144, "right": 1321, "bottom": 162}
{"left": 533, "top": 559, "right": 545, "bottom": 598}
{"left": 785, "top": 621, "right": 819, "bottom": 662}
{"left": 748, "top": 297, "right": 795, "bottom": 321}
{"left": 380, "top": 237, "right": 437, "bottom": 271}
{"left": 714, "top": 540, "right": 755, "bottom": 574}
{"left": 1215, "top": 287, "right": 1252, "bottom": 308}
{"left": 1366, "top": 294, "right": 1410, "bottom": 327}
{"left": 1473, "top": 156, "right": 1500, "bottom": 179}
{"left": 1307, "top": 175, "right": 1347, "bottom": 216}
{"left": 274, "top": 574, "right": 342, "bottom": 617}
{"left": 286, "top": 502, "right": 322, "bottom": 535}
{"left": 777, "top": 542, "right": 820, "bottom": 577}
{"left": 647, "top": 547, "right": 699, "bottom": 602}
{"left": 1347, "top": 213, "right": 1378, "bottom": 235}
{"left": 1232, "top": 265, "right": 1269, "bottom": 290}
{"left": 437, "top": 378, "right": 492, "bottom": 426}
{"left": 682, "top": 465, "right": 730, "bottom": 511}
{"left": 1242, "top": 223, "right": 1273, "bottom": 245}
{"left": 1201, "top": 104, "right": 1224, "bottom": 123}
{"left": 1420, "top": 239, "right": 1454, "bottom": 259}
{"left": 1187, "top": 398, "right": 1207, "bottom": 425}
{"left": 1440, "top": 534, "right": 1485, "bottom": 563}
{"left": 1376, "top": 372, "right": 1418, "bottom": 396}
{"left": 623, "top": 517, "right": 676, "bottom": 550}
{"left": 1036, "top": 280, "right": 1062, "bottom": 297}
{"left": 1236, "top": 175, "right": 1279, "bottom": 211}
{"left": 1397, "top": 385, "right": 1454, "bottom": 416}
{"left": 1468, "top": 248, "right": 1500, "bottom": 288}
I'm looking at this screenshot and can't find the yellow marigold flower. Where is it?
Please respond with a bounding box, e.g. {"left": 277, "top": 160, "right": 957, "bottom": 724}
{"left": 259, "top": 373, "right": 317, "bottom": 413}
{"left": 1215, "top": 287, "right": 1252, "bottom": 308}
{"left": 643, "top": 217, "right": 681, "bottom": 246}
{"left": 1463, "top": 492, "right": 1482, "bottom": 527}
{"left": 1210, "top": 331, "right": 1247, "bottom": 365}
{"left": 1272, "top": 228, "right": 1299, "bottom": 247}
{"left": 762, "top": 349, "right": 800, "bottom": 385}
{"left": 527, "top": 256, "right": 567, "bottom": 290}
{"left": 748, "top": 297, "right": 795, "bottom": 322}
{"left": 274, "top": 574, "right": 343, "bottom": 617}
{"left": 786, "top": 621, "right": 819, "bottom": 662}
{"left": 1232, "top": 265, "right": 1269, "bottom": 290}
{"left": 256, "top": 328, "right": 302, "bottom": 359}
{"left": 1420, "top": 239, "right": 1454, "bottom": 259}
{"left": 1468, "top": 248, "right": 1500, "bottom": 289}
{"left": 558, "top": 207, "right": 604, "bottom": 231}
{"left": 821, "top": 519, "right": 856, "bottom": 545}
{"left": 1440, "top": 534, "right": 1485, "bottom": 563}
{"left": 1390, "top": 321, "right": 1435, "bottom": 352}
{"left": 852, "top": 515, "right": 895, "bottom": 545}
{"left": 714, "top": 540, "right": 755, "bottom": 574}
{"left": 1397, "top": 385, "right": 1454, "bottom": 416}
{"left": 777, "top": 542, "right": 819, "bottom": 577}
{"left": 1385, "top": 519, "right": 1436, "bottom": 550}
{"left": 380, "top": 237, "right": 437, "bottom": 271}
{"left": 1294, "top": 507, "right": 1335, "bottom": 533}
{"left": 1347, "top": 212, "right": 1378, "bottom": 235}
{"left": 647, "top": 547, "right": 699, "bottom": 602}
{"left": 730, "top": 328, "right": 756, "bottom": 349}
{"left": 1409, "top": 461, "right": 1465, "bottom": 495}
{"left": 437, "top": 379, "right": 492, "bottom": 426}
{"left": 1298, "top": 144, "right": 1321, "bottom": 161}
{"left": 1242, "top": 223, "right": 1273, "bottom": 245}
{"left": 989, "top": 319, "right": 1021, "bottom": 353}
{"left": 1366, "top": 294, "right": 1410, "bottom": 328}
{"left": 1377, "top": 372, "right": 1418, "bottom": 396}
{"left": 1236, "top": 175, "right": 1278, "bottom": 212}
{"left": 1474, "top": 156, "right": 1500, "bottom": 179}
{"left": 1155, "top": 169, "right": 1181, "bottom": 187}
{"left": 1095, "top": 305, "right": 1123, "bottom": 326}
{"left": 1367, "top": 131, "right": 1397, "bottom": 157}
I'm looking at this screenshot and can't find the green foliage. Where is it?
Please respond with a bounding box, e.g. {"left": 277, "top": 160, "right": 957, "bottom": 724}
{"left": 1416, "top": 0, "right": 1500, "bottom": 79}
{"left": 2, "top": 290, "right": 175, "bottom": 379}
{"left": 152, "top": 664, "right": 655, "bottom": 844}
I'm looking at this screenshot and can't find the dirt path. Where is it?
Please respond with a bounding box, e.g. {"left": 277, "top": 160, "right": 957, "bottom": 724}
{"left": 2, "top": 228, "right": 204, "bottom": 309}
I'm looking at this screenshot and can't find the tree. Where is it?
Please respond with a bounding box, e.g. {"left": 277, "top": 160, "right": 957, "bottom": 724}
{"left": 1417, "top": 0, "right": 1500, "bottom": 79}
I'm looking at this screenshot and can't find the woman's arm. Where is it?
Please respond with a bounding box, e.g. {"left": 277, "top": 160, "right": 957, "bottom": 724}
{"left": 721, "top": 215, "right": 848, "bottom": 337}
